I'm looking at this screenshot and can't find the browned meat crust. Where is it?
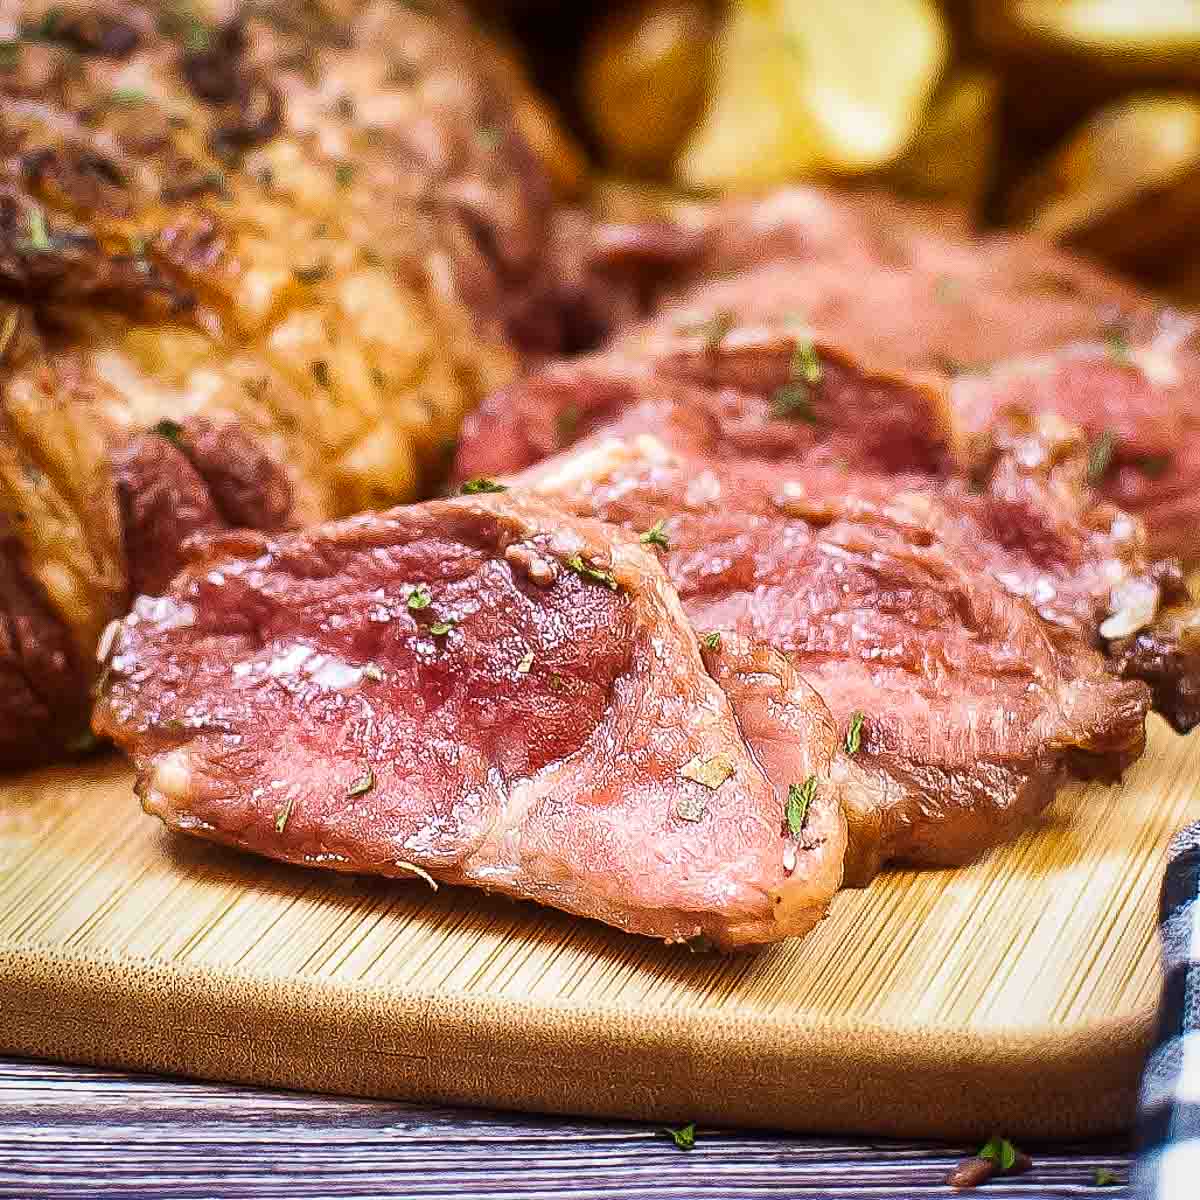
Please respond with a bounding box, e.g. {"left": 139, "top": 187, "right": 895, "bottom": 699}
{"left": 0, "top": 406, "right": 297, "bottom": 768}
{"left": 1108, "top": 579, "right": 1200, "bottom": 736}
{"left": 0, "top": 519, "right": 89, "bottom": 767}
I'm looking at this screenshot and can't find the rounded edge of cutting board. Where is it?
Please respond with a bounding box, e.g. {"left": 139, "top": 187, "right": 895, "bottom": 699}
{"left": 0, "top": 940, "right": 1151, "bottom": 1139}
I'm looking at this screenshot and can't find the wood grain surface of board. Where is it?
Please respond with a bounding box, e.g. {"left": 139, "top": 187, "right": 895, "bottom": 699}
{"left": 1, "top": 717, "right": 1197, "bottom": 1140}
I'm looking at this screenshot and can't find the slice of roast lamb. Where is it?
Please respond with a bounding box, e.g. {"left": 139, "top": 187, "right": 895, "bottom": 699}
{"left": 592, "top": 187, "right": 1200, "bottom": 566}
{"left": 455, "top": 269, "right": 1200, "bottom": 733}
{"left": 515, "top": 422, "right": 1151, "bottom": 884}
{"left": 93, "top": 493, "right": 849, "bottom": 948}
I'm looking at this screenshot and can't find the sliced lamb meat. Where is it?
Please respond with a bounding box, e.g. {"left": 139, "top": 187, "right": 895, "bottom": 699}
{"left": 559, "top": 187, "right": 1200, "bottom": 564}
{"left": 93, "top": 493, "right": 850, "bottom": 949}
{"left": 515, "top": 421, "right": 1151, "bottom": 883}
{"left": 457, "top": 305, "right": 1198, "bottom": 731}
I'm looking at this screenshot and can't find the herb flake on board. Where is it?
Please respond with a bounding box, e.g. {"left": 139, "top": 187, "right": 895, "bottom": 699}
{"left": 662, "top": 1123, "right": 696, "bottom": 1151}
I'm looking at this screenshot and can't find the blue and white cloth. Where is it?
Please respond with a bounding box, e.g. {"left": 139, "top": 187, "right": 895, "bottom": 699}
{"left": 1134, "top": 824, "right": 1200, "bottom": 1198}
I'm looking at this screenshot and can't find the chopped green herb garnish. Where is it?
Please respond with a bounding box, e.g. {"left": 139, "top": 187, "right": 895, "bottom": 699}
{"left": 770, "top": 332, "right": 823, "bottom": 420}
{"left": 347, "top": 767, "right": 375, "bottom": 797}
{"left": 639, "top": 519, "right": 670, "bottom": 550}
{"left": 476, "top": 125, "right": 502, "bottom": 150}
{"left": 26, "top": 7, "right": 62, "bottom": 40}
{"left": 931, "top": 354, "right": 967, "bottom": 377}
{"left": 293, "top": 264, "right": 327, "bottom": 285}
{"left": 109, "top": 88, "right": 146, "bottom": 107}
{"left": 787, "top": 776, "right": 816, "bottom": 836}
{"left": 310, "top": 360, "right": 331, "bottom": 389}
{"left": 183, "top": 21, "right": 211, "bottom": 50}
{"left": 159, "top": 1, "right": 210, "bottom": 49}
{"left": 129, "top": 236, "right": 148, "bottom": 259}
{"left": 516, "top": 650, "right": 534, "bottom": 674}
{"left": 0, "top": 40, "right": 21, "bottom": 70}
{"left": 363, "top": 663, "right": 385, "bottom": 682}
{"left": 1093, "top": 1167, "right": 1120, "bottom": 1187}
{"left": 701, "top": 631, "right": 721, "bottom": 652}
{"left": 26, "top": 207, "right": 50, "bottom": 252}
{"left": 274, "top": 795, "right": 295, "bottom": 833}
{"left": 557, "top": 404, "right": 580, "bottom": 443}
{"left": 334, "top": 161, "right": 355, "bottom": 187}
{"left": 845, "top": 711, "right": 865, "bottom": 755}
{"left": 679, "top": 752, "right": 735, "bottom": 792}
{"left": 678, "top": 309, "right": 735, "bottom": 351}
{"left": 933, "top": 275, "right": 962, "bottom": 303}
{"left": 1103, "top": 327, "right": 1133, "bottom": 364}
{"left": 429, "top": 619, "right": 456, "bottom": 636}
{"left": 460, "top": 477, "right": 507, "bottom": 494}
{"left": 1134, "top": 453, "right": 1172, "bottom": 478}
{"left": 977, "top": 1136, "right": 1018, "bottom": 1172}
{"left": 565, "top": 554, "right": 618, "bottom": 590}
{"left": 790, "top": 334, "right": 823, "bottom": 386}
{"left": 406, "top": 584, "right": 432, "bottom": 611}
{"left": 663, "top": 1123, "right": 696, "bottom": 1151}
{"left": 1086, "top": 429, "right": 1117, "bottom": 483}
{"left": 770, "top": 384, "right": 818, "bottom": 422}
{"left": 151, "top": 418, "right": 185, "bottom": 447}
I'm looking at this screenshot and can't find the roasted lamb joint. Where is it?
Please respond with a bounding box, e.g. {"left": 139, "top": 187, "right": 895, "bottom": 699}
{"left": 0, "top": 0, "right": 615, "bottom": 768}
{"left": 94, "top": 494, "right": 849, "bottom": 948}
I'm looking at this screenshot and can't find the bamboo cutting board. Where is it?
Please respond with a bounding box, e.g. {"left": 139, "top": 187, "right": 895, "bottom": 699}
{"left": 2, "top": 718, "right": 1197, "bottom": 1140}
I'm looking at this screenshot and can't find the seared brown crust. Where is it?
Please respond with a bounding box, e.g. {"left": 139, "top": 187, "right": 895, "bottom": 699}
{"left": 0, "top": 520, "right": 90, "bottom": 768}
{"left": 167, "top": 418, "right": 292, "bottom": 532}
{"left": 110, "top": 414, "right": 296, "bottom": 602}
{"left": 1109, "top": 578, "right": 1200, "bottom": 735}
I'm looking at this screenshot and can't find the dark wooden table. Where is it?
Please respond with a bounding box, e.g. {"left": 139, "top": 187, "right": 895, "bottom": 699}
{"left": 0, "top": 1057, "right": 1131, "bottom": 1198}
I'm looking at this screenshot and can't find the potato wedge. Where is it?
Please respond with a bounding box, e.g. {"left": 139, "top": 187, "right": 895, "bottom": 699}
{"left": 1007, "top": 92, "right": 1200, "bottom": 275}
{"left": 978, "top": 0, "right": 1200, "bottom": 72}
{"left": 676, "top": 0, "right": 948, "bottom": 190}
{"left": 874, "top": 69, "right": 999, "bottom": 213}
{"left": 581, "top": 0, "right": 714, "bottom": 176}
